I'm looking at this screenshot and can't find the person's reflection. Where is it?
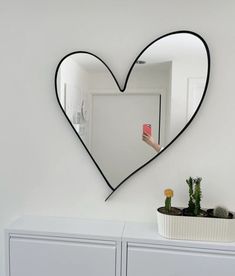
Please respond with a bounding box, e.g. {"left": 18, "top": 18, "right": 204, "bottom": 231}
{"left": 142, "top": 132, "right": 162, "bottom": 153}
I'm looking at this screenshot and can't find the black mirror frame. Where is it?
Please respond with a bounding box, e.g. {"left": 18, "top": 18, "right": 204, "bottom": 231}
{"left": 54, "top": 30, "right": 210, "bottom": 201}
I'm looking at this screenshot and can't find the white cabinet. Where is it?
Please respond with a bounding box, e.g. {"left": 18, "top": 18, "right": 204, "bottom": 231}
{"left": 10, "top": 237, "right": 116, "bottom": 276}
{"left": 125, "top": 242, "right": 235, "bottom": 276}
{"left": 122, "top": 222, "right": 235, "bottom": 276}
{"left": 6, "top": 216, "right": 123, "bottom": 276}
{"left": 6, "top": 217, "right": 235, "bottom": 276}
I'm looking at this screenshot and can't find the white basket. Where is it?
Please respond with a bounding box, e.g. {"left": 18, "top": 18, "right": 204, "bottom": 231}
{"left": 157, "top": 209, "right": 235, "bottom": 242}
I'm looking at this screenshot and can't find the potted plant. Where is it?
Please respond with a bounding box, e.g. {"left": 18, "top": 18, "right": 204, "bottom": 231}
{"left": 157, "top": 189, "right": 182, "bottom": 216}
{"left": 207, "top": 206, "right": 233, "bottom": 219}
{"left": 157, "top": 177, "right": 235, "bottom": 242}
{"left": 183, "top": 177, "right": 207, "bottom": 217}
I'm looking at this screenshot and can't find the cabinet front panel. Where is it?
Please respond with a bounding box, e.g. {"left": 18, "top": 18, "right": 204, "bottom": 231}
{"left": 127, "top": 243, "right": 235, "bottom": 276}
{"left": 10, "top": 237, "right": 116, "bottom": 276}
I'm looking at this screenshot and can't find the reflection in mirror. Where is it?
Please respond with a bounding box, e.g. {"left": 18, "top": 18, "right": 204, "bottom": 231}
{"left": 56, "top": 32, "right": 209, "bottom": 190}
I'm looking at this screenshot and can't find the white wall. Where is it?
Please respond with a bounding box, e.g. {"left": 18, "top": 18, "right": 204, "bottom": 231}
{"left": 1, "top": 1, "right": 235, "bottom": 275}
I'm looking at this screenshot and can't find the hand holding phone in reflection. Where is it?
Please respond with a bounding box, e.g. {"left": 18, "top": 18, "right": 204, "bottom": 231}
{"left": 143, "top": 124, "right": 152, "bottom": 136}
{"left": 142, "top": 124, "right": 161, "bottom": 153}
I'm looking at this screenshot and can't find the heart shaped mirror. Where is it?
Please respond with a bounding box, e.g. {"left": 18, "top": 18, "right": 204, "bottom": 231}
{"left": 55, "top": 31, "right": 210, "bottom": 199}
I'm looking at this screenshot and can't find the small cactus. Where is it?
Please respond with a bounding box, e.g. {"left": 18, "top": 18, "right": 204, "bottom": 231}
{"left": 164, "top": 189, "right": 174, "bottom": 213}
{"left": 186, "top": 177, "right": 195, "bottom": 213}
{"left": 193, "top": 177, "right": 202, "bottom": 216}
{"left": 213, "top": 206, "right": 229, "bottom": 218}
{"left": 186, "top": 176, "right": 203, "bottom": 216}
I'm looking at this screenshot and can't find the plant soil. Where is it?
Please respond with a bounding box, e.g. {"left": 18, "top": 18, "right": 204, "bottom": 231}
{"left": 182, "top": 208, "right": 208, "bottom": 217}
{"left": 158, "top": 207, "right": 182, "bottom": 216}
{"left": 207, "top": 209, "right": 234, "bottom": 219}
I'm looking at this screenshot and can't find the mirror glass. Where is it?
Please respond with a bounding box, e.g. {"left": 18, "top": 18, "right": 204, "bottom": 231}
{"left": 56, "top": 32, "right": 209, "bottom": 190}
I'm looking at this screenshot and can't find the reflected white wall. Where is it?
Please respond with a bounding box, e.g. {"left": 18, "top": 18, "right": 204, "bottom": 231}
{"left": 169, "top": 56, "right": 208, "bottom": 143}
{"left": 59, "top": 59, "right": 90, "bottom": 145}
{"left": 59, "top": 60, "right": 171, "bottom": 187}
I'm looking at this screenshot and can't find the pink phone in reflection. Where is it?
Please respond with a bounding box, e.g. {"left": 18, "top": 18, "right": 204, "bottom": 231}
{"left": 143, "top": 124, "right": 152, "bottom": 136}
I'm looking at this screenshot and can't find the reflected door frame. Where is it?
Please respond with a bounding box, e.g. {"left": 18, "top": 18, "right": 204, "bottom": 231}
{"left": 88, "top": 89, "right": 165, "bottom": 151}
{"left": 186, "top": 77, "right": 206, "bottom": 123}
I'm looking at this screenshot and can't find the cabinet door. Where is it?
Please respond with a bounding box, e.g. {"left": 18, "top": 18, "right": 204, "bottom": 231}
{"left": 126, "top": 243, "right": 235, "bottom": 276}
{"left": 10, "top": 236, "right": 117, "bottom": 276}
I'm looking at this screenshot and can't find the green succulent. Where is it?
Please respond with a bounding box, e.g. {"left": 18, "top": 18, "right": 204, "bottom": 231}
{"left": 213, "top": 206, "right": 229, "bottom": 218}
{"left": 186, "top": 177, "right": 195, "bottom": 213}
{"left": 186, "top": 177, "right": 202, "bottom": 216}
{"left": 193, "top": 177, "right": 202, "bottom": 216}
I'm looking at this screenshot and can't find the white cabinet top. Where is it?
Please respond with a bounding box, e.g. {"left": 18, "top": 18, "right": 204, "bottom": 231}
{"left": 6, "top": 216, "right": 125, "bottom": 241}
{"left": 6, "top": 216, "right": 235, "bottom": 251}
{"left": 123, "top": 221, "right": 235, "bottom": 251}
